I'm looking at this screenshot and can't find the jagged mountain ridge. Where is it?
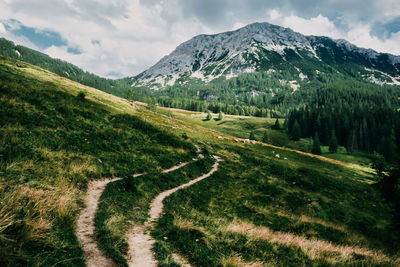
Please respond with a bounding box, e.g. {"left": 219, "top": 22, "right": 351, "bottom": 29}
{"left": 133, "top": 22, "right": 400, "bottom": 89}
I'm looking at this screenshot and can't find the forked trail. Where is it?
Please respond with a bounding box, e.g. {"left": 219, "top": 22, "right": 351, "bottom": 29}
{"left": 76, "top": 145, "right": 212, "bottom": 267}
{"left": 126, "top": 156, "right": 221, "bottom": 267}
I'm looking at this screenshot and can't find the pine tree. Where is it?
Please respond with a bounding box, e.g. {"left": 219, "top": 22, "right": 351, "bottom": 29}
{"left": 312, "top": 133, "right": 322, "bottom": 155}
{"left": 291, "top": 120, "right": 301, "bottom": 141}
{"left": 346, "top": 130, "right": 356, "bottom": 154}
{"left": 371, "top": 152, "right": 387, "bottom": 178}
{"left": 249, "top": 131, "right": 256, "bottom": 141}
{"left": 377, "top": 132, "right": 396, "bottom": 163}
{"left": 206, "top": 112, "right": 212, "bottom": 121}
{"left": 218, "top": 111, "right": 223, "bottom": 121}
{"left": 329, "top": 131, "right": 338, "bottom": 153}
{"left": 262, "top": 131, "right": 269, "bottom": 143}
{"left": 272, "top": 118, "right": 281, "bottom": 130}
{"left": 283, "top": 118, "right": 288, "bottom": 130}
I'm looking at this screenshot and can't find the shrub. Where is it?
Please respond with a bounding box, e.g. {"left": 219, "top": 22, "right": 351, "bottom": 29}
{"left": 77, "top": 91, "right": 86, "bottom": 99}
{"left": 205, "top": 112, "right": 212, "bottom": 121}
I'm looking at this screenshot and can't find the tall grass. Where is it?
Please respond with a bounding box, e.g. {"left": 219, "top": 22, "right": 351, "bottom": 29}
{"left": 0, "top": 57, "right": 194, "bottom": 266}
{"left": 95, "top": 154, "right": 214, "bottom": 266}
{"left": 153, "top": 144, "right": 400, "bottom": 266}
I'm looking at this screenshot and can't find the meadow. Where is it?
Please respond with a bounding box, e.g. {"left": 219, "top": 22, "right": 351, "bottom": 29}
{"left": 0, "top": 56, "right": 398, "bottom": 266}
{"left": 154, "top": 142, "right": 399, "bottom": 266}
{"left": 0, "top": 57, "right": 195, "bottom": 266}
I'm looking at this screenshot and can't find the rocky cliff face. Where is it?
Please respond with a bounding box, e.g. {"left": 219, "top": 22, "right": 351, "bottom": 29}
{"left": 133, "top": 22, "right": 400, "bottom": 89}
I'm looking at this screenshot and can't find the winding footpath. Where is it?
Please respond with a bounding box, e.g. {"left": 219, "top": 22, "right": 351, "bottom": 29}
{"left": 76, "top": 144, "right": 219, "bottom": 267}
{"left": 126, "top": 156, "right": 221, "bottom": 267}
{"left": 76, "top": 178, "right": 120, "bottom": 267}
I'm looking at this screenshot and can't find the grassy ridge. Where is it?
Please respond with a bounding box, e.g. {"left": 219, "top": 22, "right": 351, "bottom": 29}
{"left": 153, "top": 143, "right": 399, "bottom": 266}
{"left": 0, "top": 57, "right": 194, "bottom": 266}
{"left": 158, "top": 108, "right": 374, "bottom": 172}
{"left": 95, "top": 154, "right": 215, "bottom": 266}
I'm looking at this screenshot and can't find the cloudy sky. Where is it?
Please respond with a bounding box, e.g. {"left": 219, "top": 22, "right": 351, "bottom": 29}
{"left": 0, "top": 0, "right": 399, "bottom": 78}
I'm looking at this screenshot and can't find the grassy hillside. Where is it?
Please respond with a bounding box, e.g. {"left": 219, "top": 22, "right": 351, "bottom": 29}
{"left": 96, "top": 155, "right": 214, "bottom": 265}
{"left": 0, "top": 56, "right": 195, "bottom": 266}
{"left": 91, "top": 101, "right": 399, "bottom": 266}
{"left": 154, "top": 142, "right": 399, "bottom": 266}
{"left": 1, "top": 54, "right": 399, "bottom": 266}
{"left": 139, "top": 107, "right": 399, "bottom": 266}
{"left": 0, "top": 38, "right": 135, "bottom": 98}
{"left": 156, "top": 108, "right": 374, "bottom": 172}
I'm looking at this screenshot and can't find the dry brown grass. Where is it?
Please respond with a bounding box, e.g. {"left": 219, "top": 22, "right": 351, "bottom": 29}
{"left": 299, "top": 215, "right": 345, "bottom": 231}
{"left": 174, "top": 216, "right": 211, "bottom": 237}
{"left": 218, "top": 150, "right": 241, "bottom": 163}
{"left": 220, "top": 255, "right": 264, "bottom": 267}
{"left": 68, "top": 160, "right": 98, "bottom": 176}
{"left": 0, "top": 179, "right": 82, "bottom": 246}
{"left": 0, "top": 203, "right": 15, "bottom": 236}
{"left": 174, "top": 216, "right": 196, "bottom": 230}
{"left": 226, "top": 221, "right": 397, "bottom": 265}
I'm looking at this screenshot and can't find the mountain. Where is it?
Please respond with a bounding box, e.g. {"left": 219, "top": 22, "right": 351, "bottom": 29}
{"left": 133, "top": 22, "right": 400, "bottom": 90}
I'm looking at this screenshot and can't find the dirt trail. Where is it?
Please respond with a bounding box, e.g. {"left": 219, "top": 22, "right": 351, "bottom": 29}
{"left": 127, "top": 156, "right": 221, "bottom": 267}
{"left": 76, "top": 178, "right": 121, "bottom": 267}
{"left": 76, "top": 144, "right": 205, "bottom": 267}
{"left": 162, "top": 161, "right": 189, "bottom": 173}
{"left": 171, "top": 253, "right": 193, "bottom": 267}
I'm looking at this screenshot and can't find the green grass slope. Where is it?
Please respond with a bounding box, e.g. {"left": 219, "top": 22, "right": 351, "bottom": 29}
{"left": 0, "top": 56, "right": 195, "bottom": 266}
{"left": 154, "top": 143, "right": 400, "bottom": 266}
{"left": 1, "top": 54, "right": 399, "bottom": 267}
{"left": 0, "top": 38, "right": 134, "bottom": 98}
{"left": 96, "top": 154, "right": 214, "bottom": 266}
{"left": 157, "top": 108, "right": 374, "bottom": 173}
{"left": 133, "top": 107, "right": 400, "bottom": 266}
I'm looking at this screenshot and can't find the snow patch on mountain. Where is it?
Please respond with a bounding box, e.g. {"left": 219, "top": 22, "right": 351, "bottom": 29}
{"left": 166, "top": 74, "right": 180, "bottom": 86}
{"left": 299, "top": 73, "right": 307, "bottom": 81}
{"left": 289, "top": 81, "right": 300, "bottom": 91}
{"left": 191, "top": 70, "right": 206, "bottom": 81}
{"left": 364, "top": 68, "right": 400, "bottom": 86}
{"left": 133, "top": 22, "right": 313, "bottom": 86}
{"left": 132, "top": 21, "right": 400, "bottom": 89}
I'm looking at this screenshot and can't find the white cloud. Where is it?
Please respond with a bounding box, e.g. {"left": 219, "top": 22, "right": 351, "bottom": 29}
{"left": 0, "top": 1, "right": 399, "bottom": 79}
{"left": 266, "top": 10, "right": 400, "bottom": 56}
{"left": 345, "top": 25, "right": 400, "bottom": 55}
{"left": 0, "top": 23, "right": 5, "bottom": 33}
{"left": 268, "top": 11, "right": 343, "bottom": 39}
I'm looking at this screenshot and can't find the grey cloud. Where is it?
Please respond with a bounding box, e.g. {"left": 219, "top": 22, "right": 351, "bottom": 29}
{"left": 71, "top": 0, "right": 129, "bottom": 28}
{"left": 72, "top": 0, "right": 128, "bottom": 18}
{"left": 372, "top": 16, "right": 400, "bottom": 39}
{"left": 7, "top": 0, "right": 128, "bottom": 29}
{"left": 7, "top": 0, "right": 77, "bottom": 20}
{"left": 154, "top": 0, "right": 399, "bottom": 35}
{"left": 2, "top": 0, "right": 399, "bottom": 77}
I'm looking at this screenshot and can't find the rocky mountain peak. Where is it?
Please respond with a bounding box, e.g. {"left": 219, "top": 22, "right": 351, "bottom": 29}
{"left": 133, "top": 22, "right": 400, "bottom": 89}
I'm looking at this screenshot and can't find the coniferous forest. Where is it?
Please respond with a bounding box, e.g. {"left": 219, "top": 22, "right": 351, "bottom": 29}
{"left": 286, "top": 87, "right": 400, "bottom": 162}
